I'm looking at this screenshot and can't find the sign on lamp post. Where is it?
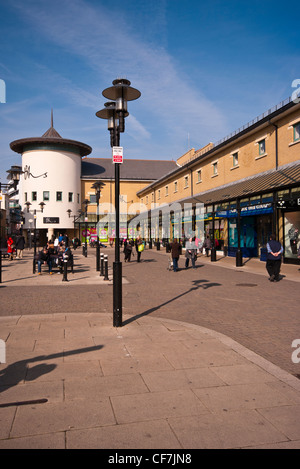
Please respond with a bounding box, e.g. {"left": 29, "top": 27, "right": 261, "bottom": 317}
{"left": 112, "top": 146, "right": 123, "bottom": 164}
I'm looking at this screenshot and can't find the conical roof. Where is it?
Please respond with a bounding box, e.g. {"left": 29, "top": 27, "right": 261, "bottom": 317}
{"left": 10, "top": 110, "right": 92, "bottom": 157}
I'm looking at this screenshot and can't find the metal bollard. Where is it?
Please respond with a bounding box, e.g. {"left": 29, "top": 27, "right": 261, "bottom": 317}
{"left": 104, "top": 255, "right": 109, "bottom": 281}
{"left": 62, "top": 258, "right": 68, "bottom": 282}
{"left": 100, "top": 253, "right": 104, "bottom": 276}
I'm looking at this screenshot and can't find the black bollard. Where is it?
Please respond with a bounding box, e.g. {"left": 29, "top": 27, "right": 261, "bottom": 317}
{"left": 62, "top": 258, "right": 68, "bottom": 282}
{"left": 100, "top": 253, "right": 104, "bottom": 276}
{"left": 104, "top": 255, "right": 109, "bottom": 281}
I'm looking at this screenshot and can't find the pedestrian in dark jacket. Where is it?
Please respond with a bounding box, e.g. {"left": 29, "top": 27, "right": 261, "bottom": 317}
{"left": 124, "top": 239, "right": 134, "bottom": 262}
{"left": 203, "top": 236, "right": 211, "bottom": 257}
{"left": 37, "top": 247, "right": 53, "bottom": 275}
{"left": 266, "top": 234, "right": 283, "bottom": 282}
{"left": 170, "top": 238, "right": 181, "bottom": 272}
{"left": 15, "top": 234, "right": 25, "bottom": 259}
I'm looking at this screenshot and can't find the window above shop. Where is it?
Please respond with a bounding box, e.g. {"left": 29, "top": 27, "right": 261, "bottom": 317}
{"left": 232, "top": 152, "right": 239, "bottom": 167}
{"left": 43, "top": 191, "right": 50, "bottom": 202}
{"left": 56, "top": 191, "right": 62, "bottom": 202}
{"left": 212, "top": 161, "right": 218, "bottom": 177}
{"left": 197, "top": 169, "right": 202, "bottom": 183}
{"left": 293, "top": 122, "right": 300, "bottom": 142}
{"left": 258, "top": 139, "right": 266, "bottom": 155}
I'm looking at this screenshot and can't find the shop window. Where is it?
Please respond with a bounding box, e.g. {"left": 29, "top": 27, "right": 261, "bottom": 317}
{"left": 249, "top": 196, "right": 261, "bottom": 205}
{"left": 291, "top": 186, "right": 300, "bottom": 197}
{"left": 284, "top": 212, "right": 300, "bottom": 259}
{"left": 261, "top": 193, "right": 273, "bottom": 203}
{"left": 43, "top": 191, "right": 50, "bottom": 202}
{"left": 240, "top": 198, "right": 249, "bottom": 207}
{"left": 293, "top": 122, "right": 300, "bottom": 142}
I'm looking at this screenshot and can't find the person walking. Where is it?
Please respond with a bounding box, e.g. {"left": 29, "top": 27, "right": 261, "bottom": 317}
{"left": 170, "top": 238, "right": 181, "bottom": 272}
{"left": 7, "top": 236, "right": 14, "bottom": 261}
{"left": 15, "top": 233, "right": 25, "bottom": 259}
{"left": 135, "top": 235, "right": 144, "bottom": 262}
{"left": 124, "top": 238, "right": 134, "bottom": 262}
{"left": 203, "top": 235, "right": 211, "bottom": 257}
{"left": 185, "top": 237, "right": 197, "bottom": 269}
{"left": 266, "top": 234, "right": 283, "bottom": 282}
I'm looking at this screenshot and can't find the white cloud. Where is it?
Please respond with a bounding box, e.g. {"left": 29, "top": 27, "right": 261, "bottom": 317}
{"left": 11, "top": 0, "right": 228, "bottom": 149}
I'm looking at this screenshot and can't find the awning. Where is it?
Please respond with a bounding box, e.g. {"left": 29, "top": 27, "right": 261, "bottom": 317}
{"left": 182, "top": 161, "right": 300, "bottom": 206}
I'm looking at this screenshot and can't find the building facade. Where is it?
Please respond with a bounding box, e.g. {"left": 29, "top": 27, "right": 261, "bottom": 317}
{"left": 136, "top": 97, "right": 300, "bottom": 264}
{"left": 7, "top": 97, "right": 300, "bottom": 264}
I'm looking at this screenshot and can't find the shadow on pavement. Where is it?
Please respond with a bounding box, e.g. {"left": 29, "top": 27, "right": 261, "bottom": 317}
{"left": 123, "top": 278, "right": 222, "bottom": 326}
{"left": 0, "top": 345, "right": 103, "bottom": 392}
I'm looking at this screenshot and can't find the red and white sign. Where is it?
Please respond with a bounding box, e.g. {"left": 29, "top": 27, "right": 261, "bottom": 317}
{"left": 112, "top": 146, "right": 123, "bottom": 164}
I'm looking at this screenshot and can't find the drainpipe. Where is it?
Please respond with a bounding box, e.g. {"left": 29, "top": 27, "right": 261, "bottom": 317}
{"left": 268, "top": 119, "right": 278, "bottom": 170}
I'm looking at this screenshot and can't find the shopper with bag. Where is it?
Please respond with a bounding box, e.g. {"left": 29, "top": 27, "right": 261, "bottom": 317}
{"left": 135, "top": 236, "right": 144, "bottom": 263}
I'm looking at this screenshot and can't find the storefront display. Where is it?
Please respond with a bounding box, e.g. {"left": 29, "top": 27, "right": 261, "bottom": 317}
{"left": 284, "top": 211, "right": 300, "bottom": 261}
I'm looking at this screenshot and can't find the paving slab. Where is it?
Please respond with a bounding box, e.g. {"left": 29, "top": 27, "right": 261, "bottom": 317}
{"left": 0, "top": 313, "right": 300, "bottom": 448}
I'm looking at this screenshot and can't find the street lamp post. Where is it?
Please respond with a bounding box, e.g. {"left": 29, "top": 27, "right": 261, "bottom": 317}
{"left": 96, "top": 78, "right": 141, "bottom": 327}
{"left": 25, "top": 201, "right": 46, "bottom": 273}
{"left": 82, "top": 199, "right": 90, "bottom": 257}
{"left": 92, "top": 181, "right": 106, "bottom": 271}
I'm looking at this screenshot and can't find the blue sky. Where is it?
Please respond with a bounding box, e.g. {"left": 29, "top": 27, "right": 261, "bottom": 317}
{"left": 0, "top": 0, "right": 300, "bottom": 182}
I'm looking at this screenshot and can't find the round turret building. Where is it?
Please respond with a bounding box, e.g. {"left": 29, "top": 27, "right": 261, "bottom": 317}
{"left": 10, "top": 114, "right": 92, "bottom": 245}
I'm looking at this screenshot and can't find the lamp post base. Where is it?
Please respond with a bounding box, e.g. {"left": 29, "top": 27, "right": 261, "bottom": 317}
{"left": 113, "top": 261, "right": 122, "bottom": 327}
{"left": 211, "top": 247, "right": 217, "bottom": 262}
{"left": 236, "top": 249, "right": 243, "bottom": 267}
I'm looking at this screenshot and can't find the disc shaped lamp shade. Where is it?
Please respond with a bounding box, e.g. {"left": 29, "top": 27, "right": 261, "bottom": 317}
{"left": 102, "top": 79, "right": 141, "bottom": 132}
{"left": 102, "top": 79, "right": 141, "bottom": 104}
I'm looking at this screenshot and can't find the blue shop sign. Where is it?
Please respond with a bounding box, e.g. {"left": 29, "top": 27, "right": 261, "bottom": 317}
{"left": 224, "top": 203, "right": 273, "bottom": 218}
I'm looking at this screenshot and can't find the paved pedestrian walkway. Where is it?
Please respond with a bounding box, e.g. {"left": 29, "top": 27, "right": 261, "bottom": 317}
{"left": 0, "top": 247, "right": 299, "bottom": 449}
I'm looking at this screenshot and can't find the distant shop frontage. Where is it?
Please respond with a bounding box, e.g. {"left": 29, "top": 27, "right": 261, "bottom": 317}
{"left": 136, "top": 162, "right": 300, "bottom": 265}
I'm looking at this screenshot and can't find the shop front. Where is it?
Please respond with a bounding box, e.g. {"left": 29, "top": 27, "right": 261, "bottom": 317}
{"left": 221, "top": 200, "right": 274, "bottom": 259}
{"left": 278, "top": 195, "right": 300, "bottom": 264}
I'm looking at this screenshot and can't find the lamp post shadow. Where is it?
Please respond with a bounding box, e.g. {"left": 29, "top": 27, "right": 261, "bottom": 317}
{"left": 123, "top": 278, "right": 222, "bottom": 326}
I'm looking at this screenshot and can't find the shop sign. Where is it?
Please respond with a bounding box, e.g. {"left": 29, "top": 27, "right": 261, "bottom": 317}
{"left": 220, "top": 203, "right": 273, "bottom": 218}
{"left": 43, "top": 217, "right": 60, "bottom": 224}
{"left": 277, "top": 198, "right": 300, "bottom": 209}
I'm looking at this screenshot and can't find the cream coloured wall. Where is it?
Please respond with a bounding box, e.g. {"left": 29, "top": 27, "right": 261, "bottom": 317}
{"left": 137, "top": 103, "right": 300, "bottom": 211}
{"left": 22, "top": 149, "right": 81, "bottom": 231}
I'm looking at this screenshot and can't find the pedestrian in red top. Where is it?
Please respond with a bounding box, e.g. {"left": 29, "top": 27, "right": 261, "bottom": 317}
{"left": 7, "top": 237, "right": 14, "bottom": 261}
